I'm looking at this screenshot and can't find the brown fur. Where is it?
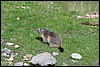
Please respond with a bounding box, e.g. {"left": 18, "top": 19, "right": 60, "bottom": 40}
{"left": 37, "top": 28, "right": 64, "bottom": 52}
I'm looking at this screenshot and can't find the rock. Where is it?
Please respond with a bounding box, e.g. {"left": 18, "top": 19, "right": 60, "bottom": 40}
{"left": 5, "top": 53, "right": 16, "bottom": 62}
{"left": 1, "top": 53, "right": 9, "bottom": 57}
{"left": 24, "top": 63, "right": 29, "bottom": 66}
{"left": 14, "top": 45, "right": 20, "bottom": 48}
{"left": 10, "top": 53, "right": 16, "bottom": 58}
{"left": 6, "top": 42, "right": 14, "bottom": 46}
{"left": 5, "top": 57, "right": 14, "bottom": 62}
{"left": 71, "top": 53, "right": 82, "bottom": 59}
{"left": 14, "top": 62, "right": 23, "bottom": 66}
{"left": 52, "top": 52, "right": 59, "bottom": 56}
{"left": 30, "top": 52, "right": 57, "bottom": 66}
{"left": 3, "top": 48, "right": 11, "bottom": 54}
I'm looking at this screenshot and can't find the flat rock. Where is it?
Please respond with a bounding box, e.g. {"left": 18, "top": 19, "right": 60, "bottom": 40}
{"left": 71, "top": 53, "right": 82, "bottom": 59}
{"left": 30, "top": 52, "right": 57, "bottom": 66}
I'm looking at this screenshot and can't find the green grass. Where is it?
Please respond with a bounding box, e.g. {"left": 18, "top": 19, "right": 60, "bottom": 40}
{"left": 1, "top": 1, "right": 99, "bottom": 66}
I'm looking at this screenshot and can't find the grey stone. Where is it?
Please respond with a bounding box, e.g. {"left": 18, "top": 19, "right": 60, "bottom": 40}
{"left": 14, "top": 62, "right": 23, "bottom": 66}
{"left": 30, "top": 52, "right": 57, "bottom": 66}
{"left": 3, "top": 48, "right": 11, "bottom": 54}
{"left": 1, "top": 53, "right": 9, "bottom": 57}
{"left": 10, "top": 53, "right": 16, "bottom": 58}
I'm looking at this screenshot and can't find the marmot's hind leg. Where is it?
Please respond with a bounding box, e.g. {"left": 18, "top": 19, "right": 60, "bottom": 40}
{"left": 49, "top": 43, "right": 60, "bottom": 48}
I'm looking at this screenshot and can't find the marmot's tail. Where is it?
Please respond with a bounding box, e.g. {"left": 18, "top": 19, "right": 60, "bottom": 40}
{"left": 58, "top": 47, "right": 64, "bottom": 52}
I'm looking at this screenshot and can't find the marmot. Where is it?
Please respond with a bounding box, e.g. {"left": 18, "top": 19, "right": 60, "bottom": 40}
{"left": 37, "top": 28, "right": 64, "bottom": 52}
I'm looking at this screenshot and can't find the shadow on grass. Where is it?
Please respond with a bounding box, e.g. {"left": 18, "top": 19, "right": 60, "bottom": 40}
{"left": 58, "top": 47, "right": 64, "bottom": 52}
{"left": 35, "top": 37, "right": 64, "bottom": 53}
{"left": 30, "top": 63, "right": 55, "bottom": 66}
{"left": 35, "top": 37, "right": 49, "bottom": 45}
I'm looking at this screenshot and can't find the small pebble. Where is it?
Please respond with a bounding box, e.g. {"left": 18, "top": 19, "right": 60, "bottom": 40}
{"left": 6, "top": 42, "right": 14, "bottom": 46}
{"left": 14, "top": 45, "right": 20, "bottom": 48}
{"left": 24, "top": 63, "right": 29, "bottom": 66}
{"left": 52, "top": 52, "right": 59, "bottom": 56}
{"left": 4, "top": 48, "right": 11, "bottom": 54}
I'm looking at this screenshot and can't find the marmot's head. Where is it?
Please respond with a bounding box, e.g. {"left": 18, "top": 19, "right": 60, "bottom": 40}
{"left": 37, "top": 28, "right": 47, "bottom": 34}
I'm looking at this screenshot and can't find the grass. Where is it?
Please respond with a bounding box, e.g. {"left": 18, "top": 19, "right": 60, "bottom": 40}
{"left": 1, "top": 1, "right": 99, "bottom": 66}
